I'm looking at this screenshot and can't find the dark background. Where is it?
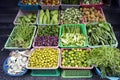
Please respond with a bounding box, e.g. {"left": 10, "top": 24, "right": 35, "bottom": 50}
{"left": 0, "top": 0, "right": 120, "bottom": 80}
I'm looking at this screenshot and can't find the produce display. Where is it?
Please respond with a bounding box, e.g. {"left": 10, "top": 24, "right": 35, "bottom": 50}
{"left": 86, "top": 22, "right": 116, "bottom": 46}
{"left": 6, "top": 22, "right": 36, "bottom": 48}
{"left": 4, "top": 50, "right": 30, "bottom": 75}
{"left": 80, "top": 7, "right": 105, "bottom": 23}
{"left": 34, "top": 26, "right": 59, "bottom": 46}
{"left": 41, "top": 0, "right": 60, "bottom": 5}
{"left": 28, "top": 48, "right": 59, "bottom": 68}
{"left": 62, "top": 0, "right": 80, "bottom": 4}
{"left": 61, "top": 49, "right": 91, "bottom": 68}
{"left": 87, "top": 46, "right": 120, "bottom": 77}
{"left": 3, "top": 0, "right": 120, "bottom": 78}
{"left": 39, "top": 9, "right": 58, "bottom": 24}
{"left": 59, "top": 25, "right": 86, "bottom": 47}
{"left": 16, "top": 13, "right": 37, "bottom": 24}
{"left": 61, "top": 8, "right": 83, "bottom": 24}
{"left": 21, "top": 0, "right": 38, "bottom": 5}
{"left": 82, "top": 0, "right": 101, "bottom": 4}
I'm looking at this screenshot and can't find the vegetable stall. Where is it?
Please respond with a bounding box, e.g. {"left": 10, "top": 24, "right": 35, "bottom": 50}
{"left": 3, "top": 0, "right": 120, "bottom": 79}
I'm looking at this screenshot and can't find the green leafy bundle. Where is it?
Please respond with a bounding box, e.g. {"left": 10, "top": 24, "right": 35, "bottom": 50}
{"left": 87, "top": 46, "right": 120, "bottom": 77}
{"left": 87, "top": 22, "right": 116, "bottom": 46}
{"left": 37, "top": 26, "right": 59, "bottom": 37}
{"left": 8, "top": 19, "right": 35, "bottom": 48}
{"left": 60, "top": 25, "right": 86, "bottom": 46}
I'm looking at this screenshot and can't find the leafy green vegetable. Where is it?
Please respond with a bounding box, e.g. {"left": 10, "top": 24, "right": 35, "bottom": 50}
{"left": 60, "top": 25, "right": 86, "bottom": 47}
{"left": 37, "top": 26, "right": 59, "bottom": 37}
{"left": 17, "top": 13, "right": 36, "bottom": 24}
{"left": 8, "top": 19, "right": 35, "bottom": 48}
{"left": 87, "top": 46, "right": 120, "bottom": 77}
{"left": 86, "top": 22, "right": 116, "bottom": 46}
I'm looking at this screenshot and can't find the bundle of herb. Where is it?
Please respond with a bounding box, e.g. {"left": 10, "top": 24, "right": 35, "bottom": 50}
{"left": 8, "top": 19, "right": 35, "bottom": 48}
{"left": 87, "top": 46, "right": 120, "bottom": 77}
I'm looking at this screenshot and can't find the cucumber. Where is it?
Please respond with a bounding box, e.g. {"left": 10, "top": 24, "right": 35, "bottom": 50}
{"left": 51, "top": 14, "right": 58, "bottom": 24}
{"left": 43, "top": 14, "right": 47, "bottom": 24}
{"left": 50, "top": 10, "right": 58, "bottom": 16}
{"left": 46, "top": 9, "right": 50, "bottom": 24}
{"left": 39, "top": 10, "right": 44, "bottom": 24}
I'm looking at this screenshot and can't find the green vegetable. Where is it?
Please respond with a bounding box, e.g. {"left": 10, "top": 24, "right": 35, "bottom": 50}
{"left": 51, "top": 13, "right": 58, "bottom": 24}
{"left": 62, "top": 48, "right": 91, "bottom": 67}
{"left": 39, "top": 10, "right": 58, "bottom": 24}
{"left": 86, "top": 22, "right": 116, "bottom": 46}
{"left": 46, "top": 9, "right": 50, "bottom": 24}
{"left": 61, "top": 8, "right": 82, "bottom": 24}
{"left": 8, "top": 19, "right": 35, "bottom": 48}
{"left": 60, "top": 25, "right": 86, "bottom": 47}
{"left": 87, "top": 46, "right": 120, "bottom": 77}
{"left": 43, "top": 14, "right": 47, "bottom": 24}
{"left": 17, "top": 13, "right": 36, "bottom": 23}
{"left": 62, "top": 0, "right": 79, "bottom": 4}
{"left": 39, "top": 10, "right": 44, "bottom": 24}
{"left": 37, "top": 25, "right": 59, "bottom": 37}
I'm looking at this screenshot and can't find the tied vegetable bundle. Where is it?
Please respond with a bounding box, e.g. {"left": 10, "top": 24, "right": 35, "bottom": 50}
{"left": 59, "top": 25, "right": 86, "bottom": 47}
{"left": 21, "top": 0, "right": 38, "bottom": 5}
{"left": 28, "top": 48, "right": 58, "bottom": 68}
{"left": 34, "top": 26, "right": 59, "bottom": 46}
{"left": 82, "top": 0, "right": 101, "bottom": 4}
{"left": 87, "top": 22, "right": 116, "bottom": 46}
{"left": 16, "top": 13, "right": 36, "bottom": 24}
{"left": 7, "top": 21, "right": 35, "bottom": 48}
{"left": 61, "top": 8, "right": 83, "bottom": 24}
{"left": 39, "top": 9, "right": 58, "bottom": 25}
{"left": 87, "top": 46, "right": 120, "bottom": 77}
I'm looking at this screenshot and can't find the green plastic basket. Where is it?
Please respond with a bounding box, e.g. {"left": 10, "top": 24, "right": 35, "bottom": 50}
{"left": 4, "top": 26, "right": 36, "bottom": 50}
{"left": 31, "top": 69, "right": 60, "bottom": 76}
{"left": 86, "top": 22, "right": 118, "bottom": 48}
{"left": 61, "top": 70, "right": 92, "bottom": 78}
{"left": 58, "top": 24, "right": 88, "bottom": 48}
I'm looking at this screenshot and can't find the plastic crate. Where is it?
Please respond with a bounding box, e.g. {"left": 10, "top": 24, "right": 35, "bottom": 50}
{"left": 86, "top": 23, "right": 118, "bottom": 48}
{"left": 26, "top": 47, "right": 60, "bottom": 69}
{"left": 58, "top": 24, "right": 88, "bottom": 48}
{"left": 95, "top": 67, "right": 119, "bottom": 80}
{"left": 18, "top": 0, "right": 39, "bottom": 10}
{"left": 80, "top": 0, "right": 103, "bottom": 6}
{"left": 4, "top": 26, "right": 36, "bottom": 50}
{"left": 32, "top": 25, "right": 59, "bottom": 48}
{"left": 37, "top": 9, "right": 60, "bottom": 25}
{"left": 60, "top": 48, "right": 93, "bottom": 69}
{"left": 3, "top": 57, "right": 28, "bottom": 76}
{"left": 61, "top": 69, "right": 92, "bottom": 78}
{"left": 31, "top": 69, "right": 60, "bottom": 76}
{"left": 14, "top": 10, "right": 38, "bottom": 25}
{"left": 80, "top": 6, "right": 106, "bottom": 24}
